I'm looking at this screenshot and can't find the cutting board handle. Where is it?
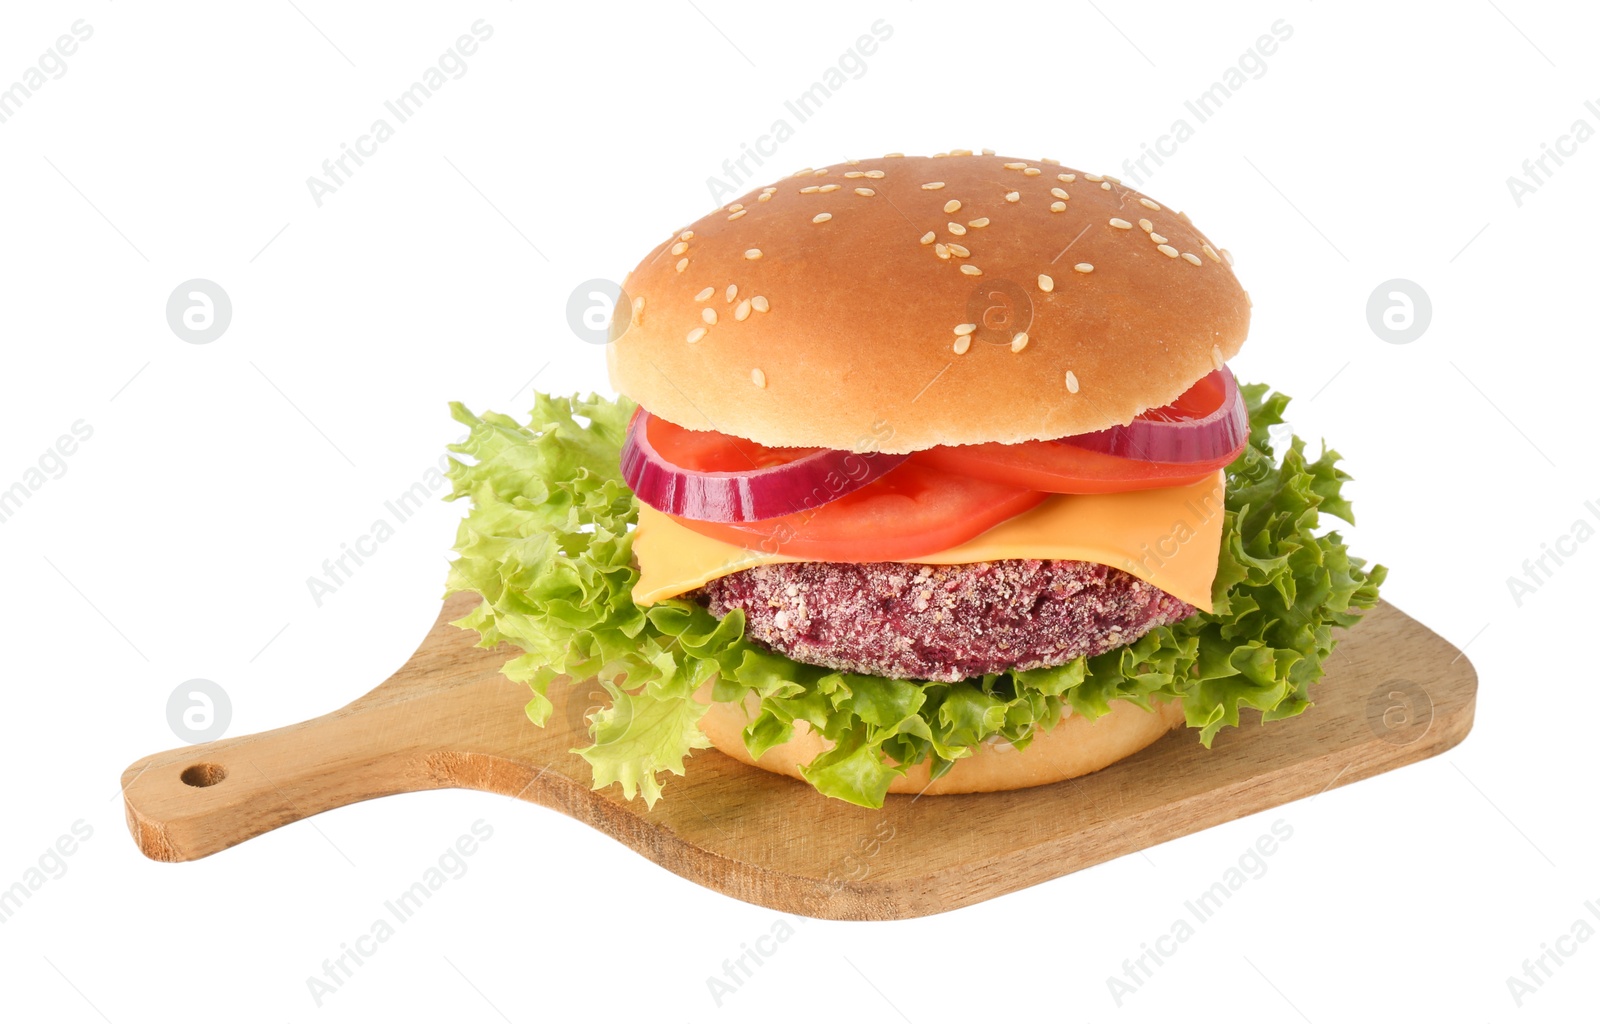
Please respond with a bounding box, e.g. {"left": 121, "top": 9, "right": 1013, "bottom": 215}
{"left": 122, "top": 595, "right": 549, "bottom": 863}
{"left": 120, "top": 684, "right": 492, "bottom": 863}
{"left": 120, "top": 697, "right": 422, "bottom": 864}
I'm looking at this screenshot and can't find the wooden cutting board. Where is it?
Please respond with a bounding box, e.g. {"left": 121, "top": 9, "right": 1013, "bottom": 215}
{"left": 121, "top": 593, "right": 1475, "bottom": 920}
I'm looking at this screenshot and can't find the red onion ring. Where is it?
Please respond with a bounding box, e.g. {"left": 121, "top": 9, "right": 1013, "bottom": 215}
{"left": 1056, "top": 367, "right": 1248, "bottom": 464}
{"left": 621, "top": 411, "right": 910, "bottom": 523}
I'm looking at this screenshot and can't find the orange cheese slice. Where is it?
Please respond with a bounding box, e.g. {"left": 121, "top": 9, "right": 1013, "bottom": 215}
{"left": 631, "top": 470, "right": 1226, "bottom": 612}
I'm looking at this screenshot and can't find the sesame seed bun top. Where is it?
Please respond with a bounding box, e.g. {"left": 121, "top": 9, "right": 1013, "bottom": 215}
{"left": 607, "top": 151, "right": 1249, "bottom": 453}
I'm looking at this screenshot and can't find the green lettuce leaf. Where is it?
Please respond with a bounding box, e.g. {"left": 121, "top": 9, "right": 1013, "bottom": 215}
{"left": 443, "top": 385, "right": 1385, "bottom": 808}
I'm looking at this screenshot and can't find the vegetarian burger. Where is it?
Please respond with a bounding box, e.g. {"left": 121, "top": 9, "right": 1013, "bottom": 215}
{"left": 445, "top": 150, "right": 1385, "bottom": 808}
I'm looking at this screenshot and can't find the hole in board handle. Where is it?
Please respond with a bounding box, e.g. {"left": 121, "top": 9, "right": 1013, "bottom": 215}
{"left": 180, "top": 763, "right": 227, "bottom": 788}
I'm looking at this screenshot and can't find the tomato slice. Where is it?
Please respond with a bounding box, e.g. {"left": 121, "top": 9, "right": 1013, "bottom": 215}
{"left": 913, "top": 370, "right": 1245, "bottom": 493}
{"left": 668, "top": 461, "right": 1046, "bottom": 561}
{"left": 643, "top": 411, "right": 821, "bottom": 472}
{"left": 1139, "top": 369, "right": 1229, "bottom": 423}
{"left": 911, "top": 442, "right": 1218, "bottom": 494}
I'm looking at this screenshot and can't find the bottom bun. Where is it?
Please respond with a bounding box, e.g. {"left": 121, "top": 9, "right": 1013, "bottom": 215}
{"left": 693, "top": 681, "right": 1186, "bottom": 796}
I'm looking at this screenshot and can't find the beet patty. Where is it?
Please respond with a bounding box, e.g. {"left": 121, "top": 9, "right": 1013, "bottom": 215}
{"left": 693, "top": 559, "right": 1196, "bottom": 683}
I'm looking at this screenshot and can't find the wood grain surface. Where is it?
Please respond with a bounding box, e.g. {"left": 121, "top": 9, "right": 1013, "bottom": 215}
{"left": 121, "top": 593, "right": 1476, "bottom": 920}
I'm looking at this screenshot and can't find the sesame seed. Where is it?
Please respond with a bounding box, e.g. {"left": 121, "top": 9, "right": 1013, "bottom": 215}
{"left": 935, "top": 243, "right": 951, "bottom": 259}
{"left": 855, "top": 187, "right": 876, "bottom": 196}
{"left": 1037, "top": 274, "right": 1054, "bottom": 292}
{"left": 933, "top": 152, "right": 948, "bottom": 158}
{"left": 1176, "top": 210, "right": 1192, "bottom": 223}
{"left": 1211, "top": 345, "right": 1224, "bottom": 370}
{"left": 968, "top": 217, "right": 990, "bottom": 228}
{"left": 1051, "top": 187, "right": 1069, "bottom": 200}
{"left": 1157, "top": 244, "right": 1179, "bottom": 258}
{"left": 1202, "top": 244, "right": 1221, "bottom": 263}
{"left": 725, "top": 284, "right": 738, "bottom": 302}
{"left": 687, "top": 327, "right": 707, "bottom": 343}
{"left": 922, "top": 181, "right": 946, "bottom": 190}
{"left": 676, "top": 257, "right": 690, "bottom": 273}
{"left": 757, "top": 193, "right": 773, "bottom": 202}
{"left": 1149, "top": 232, "right": 1168, "bottom": 244}
{"left": 632, "top": 296, "right": 645, "bottom": 320}
{"left": 1065, "top": 370, "right": 1080, "bottom": 393}
{"left": 953, "top": 335, "right": 972, "bottom": 355}
{"left": 800, "top": 185, "right": 820, "bottom": 194}
{"left": 1074, "top": 262, "right": 1094, "bottom": 273}
{"left": 844, "top": 170, "right": 865, "bottom": 178}
{"left": 954, "top": 323, "right": 977, "bottom": 335}
{"left": 1139, "top": 197, "right": 1161, "bottom": 210}
{"left": 1182, "top": 252, "right": 1202, "bottom": 266}
{"left": 1220, "top": 248, "right": 1234, "bottom": 266}
{"left": 1106, "top": 175, "right": 1122, "bottom": 184}
{"left": 944, "top": 199, "right": 962, "bottom": 214}
{"left": 728, "top": 203, "right": 744, "bottom": 212}
{"left": 702, "top": 308, "right": 717, "bottom": 324}
{"left": 761, "top": 186, "right": 778, "bottom": 193}
{"left": 982, "top": 147, "right": 996, "bottom": 155}
{"left": 751, "top": 368, "right": 767, "bottom": 388}
{"left": 1050, "top": 201, "right": 1066, "bottom": 212}
{"left": 920, "top": 231, "right": 936, "bottom": 244}
{"left": 1109, "top": 218, "right": 1132, "bottom": 229}
{"left": 960, "top": 264, "right": 982, "bottom": 275}
{"left": 947, "top": 242, "right": 970, "bottom": 257}
{"left": 1085, "top": 173, "right": 1104, "bottom": 182}
{"left": 1023, "top": 167, "right": 1042, "bottom": 176}
{"left": 680, "top": 230, "right": 695, "bottom": 241}
{"left": 1005, "top": 191, "right": 1020, "bottom": 202}
{"left": 671, "top": 241, "right": 688, "bottom": 255}
{"left": 1011, "top": 332, "right": 1029, "bottom": 352}
{"left": 951, "top": 148, "right": 973, "bottom": 157}
{"left": 947, "top": 222, "right": 967, "bottom": 235}
{"left": 1058, "top": 173, "right": 1076, "bottom": 183}
{"left": 735, "top": 298, "right": 752, "bottom": 321}
{"left": 727, "top": 209, "right": 747, "bottom": 220}
{"left": 818, "top": 183, "right": 841, "bottom": 192}
{"left": 813, "top": 212, "right": 833, "bottom": 223}
{"left": 695, "top": 286, "right": 714, "bottom": 302}
{"left": 1138, "top": 218, "right": 1153, "bottom": 232}
{"left": 883, "top": 152, "right": 904, "bottom": 158}
{"left": 792, "top": 168, "right": 813, "bottom": 177}
{"left": 751, "top": 295, "right": 770, "bottom": 313}
{"left": 1100, "top": 181, "right": 1112, "bottom": 191}
{"left": 865, "top": 169, "right": 885, "bottom": 178}
{"left": 744, "top": 249, "right": 762, "bottom": 260}
{"left": 813, "top": 168, "right": 829, "bottom": 176}
{"left": 1003, "top": 161, "right": 1027, "bottom": 170}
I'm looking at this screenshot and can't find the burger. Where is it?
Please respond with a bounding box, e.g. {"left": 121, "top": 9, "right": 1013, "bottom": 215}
{"left": 444, "top": 150, "right": 1385, "bottom": 808}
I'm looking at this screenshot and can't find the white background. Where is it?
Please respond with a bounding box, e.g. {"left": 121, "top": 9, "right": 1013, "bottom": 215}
{"left": 0, "top": 1, "right": 1594, "bottom": 1020}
